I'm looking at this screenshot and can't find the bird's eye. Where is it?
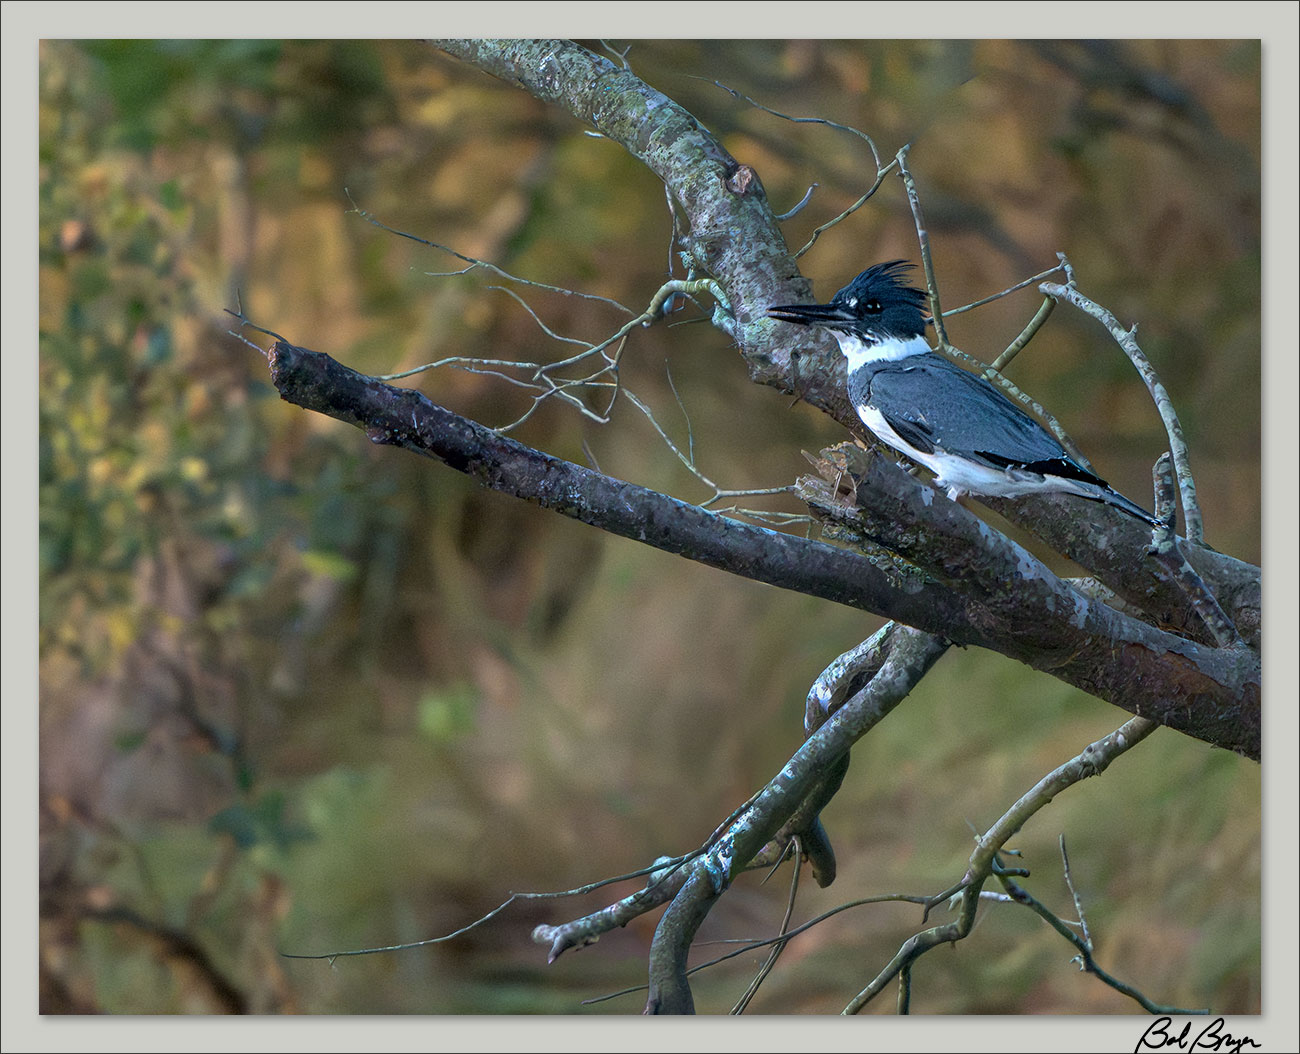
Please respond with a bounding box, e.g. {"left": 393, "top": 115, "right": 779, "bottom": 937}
{"left": 864, "top": 299, "right": 883, "bottom": 313}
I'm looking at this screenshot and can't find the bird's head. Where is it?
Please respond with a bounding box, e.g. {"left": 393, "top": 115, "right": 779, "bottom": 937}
{"left": 768, "top": 260, "right": 928, "bottom": 343}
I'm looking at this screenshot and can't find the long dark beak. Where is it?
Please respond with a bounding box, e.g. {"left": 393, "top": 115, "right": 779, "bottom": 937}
{"left": 766, "top": 302, "right": 852, "bottom": 328}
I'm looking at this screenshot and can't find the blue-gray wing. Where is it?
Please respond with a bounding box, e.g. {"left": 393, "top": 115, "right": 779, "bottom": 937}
{"left": 855, "top": 357, "right": 1108, "bottom": 487}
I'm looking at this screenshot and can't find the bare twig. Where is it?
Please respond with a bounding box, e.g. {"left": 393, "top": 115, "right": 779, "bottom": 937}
{"left": 710, "top": 80, "right": 897, "bottom": 256}
{"left": 708, "top": 82, "right": 887, "bottom": 171}
{"left": 1146, "top": 454, "right": 1241, "bottom": 645}
{"left": 284, "top": 856, "right": 691, "bottom": 962}
{"left": 599, "top": 39, "right": 632, "bottom": 69}
{"left": 792, "top": 168, "right": 893, "bottom": 259}
{"left": 844, "top": 714, "right": 1159, "bottom": 1013}
{"left": 1059, "top": 836, "right": 1092, "bottom": 950}
{"left": 223, "top": 296, "right": 287, "bottom": 354}
{"left": 1040, "top": 269, "right": 1204, "bottom": 544}
{"left": 896, "top": 145, "right": 948, "bottom": 349}
{"left": 580, "top": 889, "right": 942, "bottom": 1008}
{"left": 731, "top": 841, "right": 802, "bottom": 1013}
{"left": 941, "top": 263, "right": 1066, "bottom": 322}
{"left": 989, "top": 837, "right": 1210, "bottom": 1015}
{"left": 774, "top": 183, "right": 819, "bottom": 220}
{"left": 347, "top": 190, "right": 634, "bottom": 315}
{"left": 992, "top": 295, "right": 1057, "bottom": 373}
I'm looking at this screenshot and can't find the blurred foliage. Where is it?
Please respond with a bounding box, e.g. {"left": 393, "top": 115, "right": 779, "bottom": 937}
{"left": 39, "top": 39, "right": 1259, "bottom": 1016}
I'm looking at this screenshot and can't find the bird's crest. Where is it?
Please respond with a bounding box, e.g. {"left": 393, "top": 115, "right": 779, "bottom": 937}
{"left": 834, "top": 260, "right": 927, "bottom": 312}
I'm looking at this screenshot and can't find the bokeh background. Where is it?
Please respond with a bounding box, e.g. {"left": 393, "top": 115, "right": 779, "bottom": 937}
{"left": 37, "top": 39, "right": 1261, "bottom": 1015}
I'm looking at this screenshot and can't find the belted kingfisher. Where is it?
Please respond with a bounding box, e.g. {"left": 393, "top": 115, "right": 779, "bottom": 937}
{"left": 768, "top": 261, "right": 1160, "bottom": 527}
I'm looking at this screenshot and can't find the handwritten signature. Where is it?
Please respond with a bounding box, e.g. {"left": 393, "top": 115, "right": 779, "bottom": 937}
{"left": 1135, "top": 1017, "right": 1261, "bottom": 1053}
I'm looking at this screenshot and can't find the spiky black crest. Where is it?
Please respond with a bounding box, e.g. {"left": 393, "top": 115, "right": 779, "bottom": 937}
{"left": 830, "top": 260, "right": 926, "bottom": 312}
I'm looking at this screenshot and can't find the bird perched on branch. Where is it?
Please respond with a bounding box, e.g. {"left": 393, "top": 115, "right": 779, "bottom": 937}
{"left": 768, "top": 260, "right": 1160, "bottom": 527}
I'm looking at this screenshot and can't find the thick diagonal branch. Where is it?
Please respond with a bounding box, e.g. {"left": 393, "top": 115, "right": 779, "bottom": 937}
{"left": 800, "top": 446, "right": 1259, "bottom": 758}
{"left": 266, "top": 340, "right": 1259, "bottom": 759}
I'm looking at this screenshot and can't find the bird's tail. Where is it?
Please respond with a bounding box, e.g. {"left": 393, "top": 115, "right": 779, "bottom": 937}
{"left": 1076, "top": 481, "right": 1163, "bottom": 529}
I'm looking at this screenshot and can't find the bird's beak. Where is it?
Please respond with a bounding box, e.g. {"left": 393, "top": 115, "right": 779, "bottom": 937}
{"left": 766, "top": 302, "right": 853, "bottom": 328}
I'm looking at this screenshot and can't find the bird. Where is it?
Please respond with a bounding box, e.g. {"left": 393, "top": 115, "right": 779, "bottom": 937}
{"left": 767, "top": 261, "right": 1160, "bottom": 528}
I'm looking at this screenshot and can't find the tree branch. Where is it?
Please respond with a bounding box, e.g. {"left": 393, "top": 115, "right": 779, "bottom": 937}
{"left": 265, "top": 340, "right": 1259, "bottom": 761}
{"left": 845, "top": 714, "right": 1161, "bottom": 1014}
{"left": 427, "top": 39, "right": 835, "bottom": 405}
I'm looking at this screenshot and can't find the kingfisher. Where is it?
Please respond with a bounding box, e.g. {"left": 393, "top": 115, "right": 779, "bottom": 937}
{"left": 768, "top": 261, "right": 1160, "bottom": 527}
